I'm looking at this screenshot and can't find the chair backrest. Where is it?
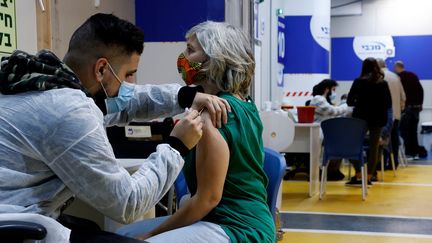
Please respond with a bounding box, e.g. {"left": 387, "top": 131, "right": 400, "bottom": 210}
{"left": 174, "top": 147, "right": 287, "bottom": 222}
{"left": 263, "top": 147, "right": 287, "bottom": 220}
{"left": 260, "top": 111, "right": 295, "bottom": 152}
{"left": 321, "top": 117, "right": 367, "bottom": 162}
{"left": 174, "top": 170, "right": 188, "bottom": 206}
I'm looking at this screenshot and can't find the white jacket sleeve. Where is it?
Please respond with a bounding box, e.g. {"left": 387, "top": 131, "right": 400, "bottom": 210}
{"left": 44, "top": 103, "right": 183, "bottom": 224}
{"left": 104, "top": 83, "right": 183, "bottom": 127}
{"left": 310, "top": 96, "right": 352, "bottom": 121}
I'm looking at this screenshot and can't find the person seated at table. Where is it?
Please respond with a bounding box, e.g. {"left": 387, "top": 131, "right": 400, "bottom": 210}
{"left": 309, "top": 79, "right": 352, "bottom": 123}
{"left": 309, "top": 80, "right": 352, "bottom": 181}
{"left": 119, "top": 21, "right": 276, "bottom": 242}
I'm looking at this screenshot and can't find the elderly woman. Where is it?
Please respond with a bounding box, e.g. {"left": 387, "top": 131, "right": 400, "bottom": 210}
{"left": 119, "top": 21, "right": 276, "bottom": 242}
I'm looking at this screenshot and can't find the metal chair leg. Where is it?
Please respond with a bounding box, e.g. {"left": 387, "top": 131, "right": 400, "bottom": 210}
{"left": 399, "top": 142, "right": 408, "bottom": 167}
{"left": 390, "top": 152, "right": 397, "bottom": 177}
{"left": 361, "top": 166, "right": 366, "bottom": 200}
{"left": 380, "top": 153, "right": 385, "bottom": 182}
{"left": 364, "top": 163, "right": 368, "bottom": 195}
{"left": 320, "top": 163, "right": 328, "bottom": 200}
{"left": 347, "top": 159, "right": 352, "bottom": 180}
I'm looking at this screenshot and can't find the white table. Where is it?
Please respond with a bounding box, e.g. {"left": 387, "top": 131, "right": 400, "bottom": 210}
{"left": 284, "top": 123, "right": 321, "bottom": 197}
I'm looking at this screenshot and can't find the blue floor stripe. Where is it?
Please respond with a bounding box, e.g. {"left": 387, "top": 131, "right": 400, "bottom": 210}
{"left": 281, "top": 212, "right": 432, "bottom": 235}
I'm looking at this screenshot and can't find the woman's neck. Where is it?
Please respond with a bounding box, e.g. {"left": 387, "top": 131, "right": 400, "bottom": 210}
{"left": 199, "top": 81, "right": 246, "bottom": 101}
{"left": 199, "top": 81, "right": 220, "bottom": 96}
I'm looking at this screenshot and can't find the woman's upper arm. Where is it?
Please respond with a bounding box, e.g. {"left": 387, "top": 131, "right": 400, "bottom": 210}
{"left": 194, "top": 111, "right": 230, "bottom": 206}
{"left": 347, "top": 79, "right": 358, "bottom": 106}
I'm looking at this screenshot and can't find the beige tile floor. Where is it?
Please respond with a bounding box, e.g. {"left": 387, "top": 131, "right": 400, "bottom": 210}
{"left": 279, "top": 163, "right": 432, "bottom": 242}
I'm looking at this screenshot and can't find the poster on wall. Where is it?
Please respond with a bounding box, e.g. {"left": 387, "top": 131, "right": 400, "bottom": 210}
{"left": 353, "top": 36, "right": 395, "bottom": 61}
{"left": 0, "top": 0, "right": 16, "bottom": 55}
{"left": 277, "top": 17, "right": 285, "bottom": 87}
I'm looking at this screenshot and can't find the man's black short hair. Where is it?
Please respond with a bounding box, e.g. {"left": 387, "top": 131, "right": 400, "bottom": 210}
{"left": 64, "top": 13, "right": 144, "bottom": 66}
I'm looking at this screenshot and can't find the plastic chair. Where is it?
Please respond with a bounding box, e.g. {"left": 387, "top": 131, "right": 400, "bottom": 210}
{"left": 173, "top": 170, "right": 188, "bottom": 207}
{"left": 398, "top": 136, "right": 408, "bottom": 167}
{"left": 320, "top": 118, "right": 368, "bottom": 200}
{"left": 260, "top": 111, "right": 295, "bottom": 152}
{"left": 379, "top": 138, "right": 397, "bottom": 182}
{"left": 0, "top": 221, "right": 47, "bottom": 243}
{"left": 263, "top": 148, "right": 287, "bottom": 221}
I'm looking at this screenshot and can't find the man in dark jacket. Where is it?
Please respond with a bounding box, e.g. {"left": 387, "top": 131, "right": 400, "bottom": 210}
{"left": 394, "top": 61, "right": 424, "bottom": 158}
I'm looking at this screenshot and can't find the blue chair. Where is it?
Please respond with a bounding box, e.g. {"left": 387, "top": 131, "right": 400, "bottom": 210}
{"left": 173, "top": 170, "right": 188, "bottom": 207}
{"left": 263, "top": 148, "right": 287, "bottom": 221}
{"left": 320, "top": 118, "right": 368, "bottom": 200}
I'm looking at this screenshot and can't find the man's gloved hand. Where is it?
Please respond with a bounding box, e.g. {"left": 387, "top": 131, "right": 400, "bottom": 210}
{"left": 170, "top": 109, "right": 203, "bottom": 149}
{"left": 191, "top": 93, "right": 231, "bottom": 128}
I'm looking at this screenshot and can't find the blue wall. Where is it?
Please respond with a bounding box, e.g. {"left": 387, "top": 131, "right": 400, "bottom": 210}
{"left": 135, "top": 0, "right": 224, "bottom": 42}
{"left": 332, "top": 35, "right": 432, "bottom": 81}
{"left": 282, "top": 16, "right": 329, "bottom": 74}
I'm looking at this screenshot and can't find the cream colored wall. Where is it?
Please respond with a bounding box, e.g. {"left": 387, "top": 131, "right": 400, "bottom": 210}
{"left": 15, "top": 0, "right": 38, "bottom": 54}
{"left": 51, "top": 0, "right": 135, "bottom": 59}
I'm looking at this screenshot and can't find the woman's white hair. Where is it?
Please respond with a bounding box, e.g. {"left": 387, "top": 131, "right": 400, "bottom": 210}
{"left": 186, "top": 21, "right": 254, "bottom": 96}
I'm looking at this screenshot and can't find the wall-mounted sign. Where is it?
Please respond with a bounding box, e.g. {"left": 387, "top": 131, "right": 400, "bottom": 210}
{"left": 353, "top": 36, "right": 395, "bottom": 61}
{"left": 0, "top": 0, "right": 16, "bottom": 55}
{"left": 277, "top": 16, "right": 285, "bottom": 64}
{"left": 310, "top": 14, "right": 330, "bottom": 52}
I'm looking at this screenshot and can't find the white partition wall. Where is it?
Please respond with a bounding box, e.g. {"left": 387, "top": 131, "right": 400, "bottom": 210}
{"left": 269, "top": 0, "right": 331, "bottom": 107}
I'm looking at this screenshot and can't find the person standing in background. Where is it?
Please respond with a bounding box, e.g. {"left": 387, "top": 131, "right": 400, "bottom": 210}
{"left": 377, "top": 58, "right": 406, "bottom": 168}
{"left": 346, "top": 57, "right": 392, "bottom": 186}
{"left": 394, "top": 61, "right": 424, "bottom": 158}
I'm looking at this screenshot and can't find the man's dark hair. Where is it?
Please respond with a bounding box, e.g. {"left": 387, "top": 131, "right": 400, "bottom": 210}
{"left": 64, "top": 13, "right": 144, "bottom": 68}
{"left": 312, "top": 79, "right": 338, "bottom": 104}
{"left": 312, "top": 79, "right": 338, "bottom": 96}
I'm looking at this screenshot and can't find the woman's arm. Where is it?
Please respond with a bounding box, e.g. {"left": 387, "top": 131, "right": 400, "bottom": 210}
{"left": 141, "top": 111, "right": 230, "bottom": 239}
{"left": 347, "top": 78, "right": 359, "bottom": 107}
{"left": 312, "top": 96, "right": 352, "bottom": 118}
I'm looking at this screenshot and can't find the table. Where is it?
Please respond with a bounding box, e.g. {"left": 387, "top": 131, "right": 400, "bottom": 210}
{"left": 284, "top": 123, "right": 321, "bottom": 197}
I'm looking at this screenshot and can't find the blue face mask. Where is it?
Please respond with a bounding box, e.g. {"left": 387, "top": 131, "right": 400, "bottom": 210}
{"left": 105, "top": 81, "right": 135, "bottom": 114}
{"left": 329, "top": 92, "right": 337, "bottom": 102}
{"left": 100, "top": 62, "right": 135, "bottom": 114}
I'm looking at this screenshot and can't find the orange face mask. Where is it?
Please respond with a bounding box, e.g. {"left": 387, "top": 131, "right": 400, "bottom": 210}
{"left": 177, "top": 52, "right": 206, "bottom": 85}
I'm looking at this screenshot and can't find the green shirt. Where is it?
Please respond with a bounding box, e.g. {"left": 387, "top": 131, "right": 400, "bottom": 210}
{"left": 184, "top": 92, "right": 276, "bottom": 243}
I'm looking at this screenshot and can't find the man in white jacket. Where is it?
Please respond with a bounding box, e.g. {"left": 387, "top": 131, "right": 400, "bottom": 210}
{"left": 377, "top": 58, "right": 406, "bottom": 168}
{"left": 0, "top": 13, "right": 229, "bottom": 242}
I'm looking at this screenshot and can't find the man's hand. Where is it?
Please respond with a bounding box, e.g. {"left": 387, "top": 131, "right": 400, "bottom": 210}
{"left": 170, "top": 109, "right": 203, "bottom": 149}
{"left": 192, "top": 93, "right": 231, "bottom": 128}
